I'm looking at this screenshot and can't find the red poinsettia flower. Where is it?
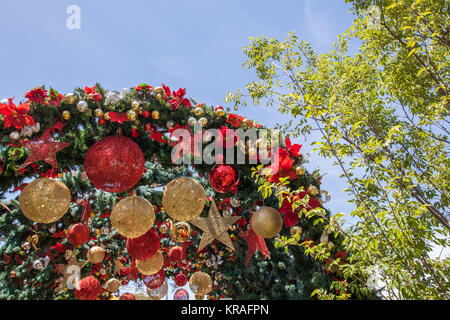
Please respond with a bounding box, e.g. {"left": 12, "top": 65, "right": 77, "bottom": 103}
{"left": 108, "top": 112, "right": 129, "bottom": 124}
{"left": 47, "top": 88, "right": 64, "bottom": 107}
{"left": 216, "top": 126, "right": 239, "bottom": 149}
{"left": 168, "top": 87, "right": 190, "bottom": 110}
{"left": 226, "top": 113, "right": 244, "bottom": 128}
{"left": 0, "top": 98, "right": 35, "bottom": 130}
{"left": 25, "top": 87, "right": 48, "bottom": 104}
{"left": 278, "top": 190, "right": 322, "bottom": 227}
{"left": 135, "top": 84, "right": 153, "bottom": 92}
{"left": 285, "top": 137, "right": 302, "bottom": 158}
{"left": 84, "top": 85, "right": 97, "bottom": 95}
{"left": 161, "top": 83, "right": 172, "bottom": 99}
{"left": 149, "top": 128, "right": 166, "bottom": 144}
{"left": 264, "top": 147, "right": 297, "bottom": 183}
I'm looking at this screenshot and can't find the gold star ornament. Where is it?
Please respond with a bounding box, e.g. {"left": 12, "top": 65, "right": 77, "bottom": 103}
{"left": 55, "top": 255, "right": 87, "bottom": 292}
{"left": 188, "top": 200, "right": 240, "bottom": 252}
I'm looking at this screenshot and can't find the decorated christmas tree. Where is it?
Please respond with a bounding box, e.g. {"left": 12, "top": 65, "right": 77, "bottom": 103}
{"left": 0, "top": 83, "right": 370, "bottom": 300}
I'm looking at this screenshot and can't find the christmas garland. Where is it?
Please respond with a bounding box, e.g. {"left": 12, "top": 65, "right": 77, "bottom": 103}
{"left": 0, "top": 83, "right": 351, "bottom": 300}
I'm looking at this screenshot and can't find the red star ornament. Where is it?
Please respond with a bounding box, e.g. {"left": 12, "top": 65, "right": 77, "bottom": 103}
{"left": 241, "top": 227, "right": 270, "bottom": 266}
{"left": 20, "top": 130, "right": 70, "bottom": 169}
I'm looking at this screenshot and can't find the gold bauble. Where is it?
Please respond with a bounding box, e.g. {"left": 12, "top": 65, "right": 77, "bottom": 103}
{"left": 151, "top": 110, "right": 160, "bottom": 120}
{"left": 136, "top": 251, "right": 164, "bottom": 275}
{"left": 64, "top": 93, "right": 76, "bottom": 104}
{"left": 171, "top": 221, "right": 192, "bottom": 242}
{"left": 131, "top": 100, "right": 140, "bottom": 111}
{"left": 193, "top": 107, "right": 204, "bottom": 117}
{"left": 189, "top": 271, "right": 212, "bottom": 296}
{"left": 147, "top": 281, "right": 168, "bottom": 300}
{"left": 198, "top": 117, "right": 207, "bottom": 127}
{"left": 106, "top": 278, "right": 121, "bottom": 292}
{"left": 94, "top": 108, "right": 103, "bottom": 117}
{"left": 307, "top": 185, "right": 318, "bottom": 196}
{"left": 187, "top": 117, "right": 197, "bottom": 126}
{"left": 290, "top": 226, "right": 303, "bottom": 237}
{"left": 162, "top": 177, "right": 206, "bottom": 221}
{"left": 87, "top": 246, "right": 105, "bottom": 264}
{"left": 110, "top": 196, "right": 155, "bottom": 238}
{"left": 195, "top": 294, "right": 204, "bottom": 300}
{"left": 127, "top": 110, "right": 137, "bottom": 121}
{"left": 19, "top": 178, "right": 71, "bottom": 224}
{"left": 294, "top": 166, "right": 305, "bottom": 176}
{"left": 62, "top": 111, "right": 71, "bottom": 120}
{"left": 251, "top": 206, "right": 283, "bottom": 239}
{"left": 103, "top": 112, "right": 111, "bottom": 120}
{"left": 214, "top": 108, "right": 225, "bottom": 117}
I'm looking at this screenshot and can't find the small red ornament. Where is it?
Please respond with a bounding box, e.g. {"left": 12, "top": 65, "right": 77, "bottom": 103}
{"left": 98, "top": 118, "right": 106, "bottom": 126}
{"left": 168, "top": 244, "right": 188, "bottom": 264}
{"left": 174, "top": 288, "right": 189, "bottom": 300}
{"left": 209, "top": 164, "right": 239, "bottom": 193}
{"left": 84, "top": 135, "right": 145, "bottom": 193}
{"left": 143, "top": 268, "right": 166, "bottom": 289}
{"left": 67, "top": 223, "right": 90, "bottom": 246}
{"left": 75, "top": 276, "right": 101, "bottom": 300}
{"left": 119, "top": 293, "right": 136, "bottom": 300}
{"left": 126, "top": 228, "right": 161, "bottom": 260}
{"left": 175, "top": 273, "right": 187, "bottom": 287}
{"left": 91, "top": 93, "right": 102, "bottom": 102}
{"left": 142, "top": 111, "right": 150, "bottom": 118}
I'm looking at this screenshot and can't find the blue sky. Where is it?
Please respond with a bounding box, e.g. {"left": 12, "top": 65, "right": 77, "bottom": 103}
{"left": 1, "top": 1, "right": 358, "bottom": 221}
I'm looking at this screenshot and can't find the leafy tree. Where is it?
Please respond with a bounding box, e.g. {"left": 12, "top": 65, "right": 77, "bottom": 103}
{"left": 227, "top": 0, "right": 449, "bottom": 299}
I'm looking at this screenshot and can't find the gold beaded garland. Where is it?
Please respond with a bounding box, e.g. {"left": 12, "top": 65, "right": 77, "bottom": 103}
{"left": 162, "top": 177, "right": 206, "bottom": 221}
{"left": 19, "top": 178, "right": 71, "bottom": 224}
{"left": 110, "top": 196, "right": 155, "bottom": 239}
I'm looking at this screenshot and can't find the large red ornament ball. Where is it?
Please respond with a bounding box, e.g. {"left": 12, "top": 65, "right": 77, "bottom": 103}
{"left": 126, "top": 228, "right": 160, "bottom": 260}
{"left": 174, "top": 288, "right": 189, "bottom": 300}
{"left": 84, "top": 135, "right": 145, "bottom": 193}
{"left": 175, "top": 274, "right": 187, "bottom": 287}
{"left": 119, "top": 293, "right": 136, "bottom": 300}
{"left": 75, "top": 276, "right": 101, "bottom": 300}
{"left": 67, "top": 223, "right": 90, "bottom": 246}
{"left": 209, "top": 164, "right": 239, "bottom": 193}
{"left": 143, "top": 268, "right": 166, "bottom": 289}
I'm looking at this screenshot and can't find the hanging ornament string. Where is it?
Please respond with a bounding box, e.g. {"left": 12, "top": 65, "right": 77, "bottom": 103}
{"left": 0, "top": 201, "right": 11, "bottom": 213}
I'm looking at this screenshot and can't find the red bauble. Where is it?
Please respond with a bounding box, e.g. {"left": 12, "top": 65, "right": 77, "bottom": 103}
{"left": 209, "top": 164, "right": 239, "bottom": 193}
{"left": 143, "top": 268, "right": 166, "bottom": 289}
{"left": 119, "top": 293, "right": 136, "bottom": 300}
{"left": 175, "top": 273, "right": 187, "bottom": 287}
{"left": 75, "top": 276, "right": 101, "bottom": 300}
{"left": 173, "top": 288, "right": 189, "bottom": 300}
{"left": 126, "top": 228, "right": 161, "bottom": 260}
{"left": 98, "top": 118, "right": 106, "bottom": 126}
{"left": 168, "top": 246, "right": 185, "bottom": 264}
{"left": 84, "top": 136, "right": 145, "bottom": 193}
{"left": 67, "top": 223, "right": 90, "bottom": 246}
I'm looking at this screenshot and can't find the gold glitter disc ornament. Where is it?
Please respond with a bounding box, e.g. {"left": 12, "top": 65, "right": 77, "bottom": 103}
{"left": 106, "top": 278, "right": 121, "bottom": 292}
{"left": 19, "top": 178, "right": 71, "bottom": 224}
{"left": 250, "top": 206, "right": 283, "bottom": 238}
{"left": 162, "top": 177, "right": 206, "bottom": 221}
{"left": 136, "top": 251, "right": 164, "bottom": 275}
{"left": 111, "top": 196, "right": 155, "bottom": 239}
{"left": 189, "top": 272, "right": 212, "bottom": 296}
{"left": 147, "top": 281, "right": 168, "bottom": 300}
